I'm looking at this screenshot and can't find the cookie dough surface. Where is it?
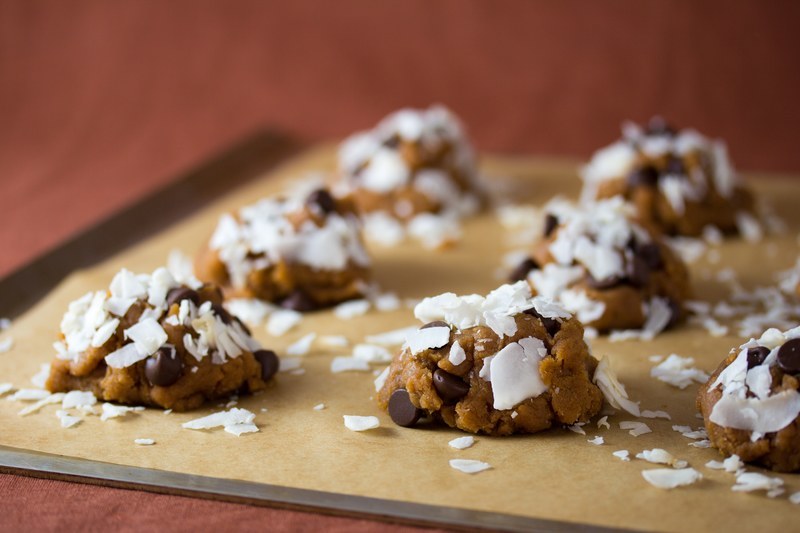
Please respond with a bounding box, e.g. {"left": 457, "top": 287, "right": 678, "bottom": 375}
{"left": 377, "top": 282, "right": 604, "bottom": 436}
{"left": 580, "top": 117, "right": 757, "bottom": 237}
{"left": 513, "top": 197, "right": 690, "bottom": 332}
{"left": 697, "top": 327, "right": 800, "bottom": 472}
{"left": 196, "top": 187, "right": 371, "bottom": 310}
{"left": 46, "top": 268, "right": 279, "bottom": 411}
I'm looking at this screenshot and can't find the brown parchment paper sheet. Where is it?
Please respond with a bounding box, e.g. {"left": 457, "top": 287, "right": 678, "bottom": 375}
{"left": 1, "top": 146, "right": 799, "bottom": 531}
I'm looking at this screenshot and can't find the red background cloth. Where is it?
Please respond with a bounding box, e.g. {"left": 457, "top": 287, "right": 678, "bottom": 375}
{"left": 1, "top": 1, "right": 799, "bottom": 530}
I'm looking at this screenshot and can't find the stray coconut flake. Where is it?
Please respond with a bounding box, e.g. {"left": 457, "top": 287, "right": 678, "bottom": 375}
{"left": 319, "top": 335, "right": 349, "bottom": 348}
{"left": 286, "top": 333, "right": 316, "bottom": 356}
{"left": 135, "top": 438, "right": 156, "bottom": 445}
{"left": 620, "top": 421, "right": 652, "bottom": 437}
{"left": 650, "top": 354, "right": 709, "bottom": 389}
{"left": 56, "top": 410, "right": 81, "bottom": 428}
{"left": 278, "top": 358, "right": 303, "bottom": 373}
{"left": 182, "top": 408, "right": 257, "bottom": 433}
{"left": 449, "top": 459, "right": 491, "bottom": 474}
{"left": 100, "top": 403, "right": 144, "bottom": 421}
{"left": 732, "top": 471, "right": 784, "bottom": 497}
{"left": 642, "top": 468, "right": 702, "bottom": 489}
{"left": 593, "top": 357, "right": 640, "bottom": 416}
{"left": 597, "top": 416, "right": 610, "bottom": 429}
{"left": 0, "top": 383, "right": 13, "bottom": 396}
{"left": 588, "top": 436, "right": 604, "bottom": 445}
{"left": 636, "top": 449, "right": 688, "bottom": 468}
{"left": 365, "top": 326, "right": 419, "bottom": 346}
{"left": 266, "top": 309, "right": 302, "bottom": 337}
{"left": 343, "top": 415, "right": 380, "bottom": 431}
{"left": 331, "top": 357, "right": 371, "bottom": 373}
{"left": 406, "top": 326, "right": 451, "bottom": 355}
{"left": 613, "top": 450, "right": 631, "bottom": 461}
{"left": 334, "top": 299, "right": 371, "bottom": 320}
{"left": 449, "top": 436, "right": 475, "bottom": 450}
{"left": 373, "top": 366, "right": 390, "bottom": 392}
{"left": 18, "top": 393, "right": 65, "bottom": 416}
{"left": 30, "top": 363, "right": 51, "bottom": 389}
{"left": 313, "top": 403, "right": 326, "bottom": 411}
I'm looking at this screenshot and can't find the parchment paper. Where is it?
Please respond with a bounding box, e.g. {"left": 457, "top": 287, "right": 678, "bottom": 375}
{"left": 1, "top": 146, "right": 798, "bottom": 531}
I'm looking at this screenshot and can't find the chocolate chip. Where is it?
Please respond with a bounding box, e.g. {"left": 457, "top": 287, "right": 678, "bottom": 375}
{"left": 253, "top": 349, "right": 279, "bottom": 381}
{"left": 432, "top": 369, "right": 469, "bottom": 404}
{"left": 626, "top": 255, "right": 650, "bottom": 288}
{"left": 665, "top": 155, "right": 685, "bottom": 176}
{"left": 508, "top": 258, "right": 539, "bottom": 283}
{"left": 523, "top": 307, "right": 561, "bottom": 337}
{"left": 636, "top": 242, "right": 663, "bottom": 270}
{"left": 627, "top": 165, "right": 659, "bottom": 188}
{"left": 211, "top": 303, "right": 232, "bottom": 324}
{"left": 280, "top": 290, "right": 316, "bottom": 312}
{"left": 421, "top": 321, "right": 449, "bottom": 330}
{"left": 587, "top": 275, "right": 624, "bottom": 290}
{"left": 145, "top": 347, "right": 183, "bottom": 387}
{"left": 747, "top": 346, "right": 770, "bottom": 369}
{"left": 646, "top": 117, "right": 676, "bottom": 137}
{"left": 382, "top": 135, "right": 400, "bottom": 149}
{"left": 306, "top": 189, "right": 337, "bottom": 214}
{"left": 543, "top": 214, "right": 559, "bottom": 238}
{"left": 166, "top": 287, "right": 199, "bottom": 309}
{"left": 777, "top": 339, "right": 800, "bottom": 373}
{"left": 388, "top": 389, "right": 422, "bottom": 427}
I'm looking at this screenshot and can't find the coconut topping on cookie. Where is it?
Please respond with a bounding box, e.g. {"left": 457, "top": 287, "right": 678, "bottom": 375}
{"left": 698, "top": 326, "right": 800, "bottom": 472}
{"left": 580, "top": 117, "right": 757, "bottom": 237}
{"left": 337, "top": 105, "right": 483, "bottom": 248}
{"left": 47, "top": 268, "right": 279, "bottom": 411}
{"left": 196, "top": 187, "right": 371, "bottom": 310}
{"left": 513, "top": 196, "right": 689, "bottom": 333}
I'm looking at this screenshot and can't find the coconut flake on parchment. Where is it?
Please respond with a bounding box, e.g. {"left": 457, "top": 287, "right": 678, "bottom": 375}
{"left": 620, "top": 421, "right": 652, "bottom": 437}
{"left": 448, "top": 436, "right": 475, "bottom": 450}
{"left": 449, "top": 459, "right": 491, "bottom": 474}
{"left": 636, "top": 449, "right": 688, "bottom": 468}
{"left": 343, "top": 415, "right": 380, "bottom": 432}
{"left": 593, "top": 357, "right": 640, "bottom": 416}
{"left": 642, "top": 468, "right": 702, "bottom": 489}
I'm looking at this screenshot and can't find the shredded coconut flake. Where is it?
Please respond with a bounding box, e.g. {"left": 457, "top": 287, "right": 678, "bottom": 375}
{"left": 343, "top": 415, "right": 380, "bottom": 432}
{"left": 448, "top": 436, "right": 476, "bottom": 450}
{"left": 286, "top": 333, "right": 316, "bottom": 356}
{"left": 331, "top": 356, "right": 371, "bottom": 373}
{"left": 588, "top": 436, "right": 604, "bottom": 445}
{"left": 266, "top": 309, "right": 302, "bottom": 337}
{"left": 642, "top": 468, "right": 702, "bottom": 489}
{"left": 449, "top": 459, "right": 491, "bottom": 474}
{"left": 613, "top": 450, "right": 630, "bottom": 461}
{"left": 732, "top": 471, "right": 784, "bottom": 497}
{"left": 650, "top": 354, "right": 709, "bottom": 389}
{"left": 636, "top": 448, "right": 688, "bottom": 468}
{"left": 620, "top": 421, "right": 652, "bottom": 437}
{"left": 182, "top": 408, "right": 257, "bottom": 432}
{"left": 134, "top": 438, "right": 156, "bottom": 445}
{"left": 334, "top": 299, "right": 371, "bottom": 320}
{"left": 593, "top": 357, "right": 640, "bottom": 416}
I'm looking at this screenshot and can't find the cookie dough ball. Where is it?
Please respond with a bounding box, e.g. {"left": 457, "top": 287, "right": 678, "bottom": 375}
{"left": 510, "top": 197, "right": 689, "bottom": 332}
{"left": 196, "top": 188, "right": 371, "bottom": 310}
{"left": 46, "top": 268, "right": 279, "bottom": 411}
{"left": 377, "top": 281, "right": 604, "bottom": 435}
{"left": 337, "top": 105, "right": 483, "bottom": 224}
{"left": 697, "top": 327, "right": 800, "bottom": 472}
{"left": 580, "top": 117, "right": 757, "bottom": 237}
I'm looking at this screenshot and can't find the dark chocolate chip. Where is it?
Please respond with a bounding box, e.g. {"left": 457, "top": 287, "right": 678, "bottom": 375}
{"left": 432, "top": 369, "right": 470, "bottom": 404}
{"left": 145, "top": 347, "right": 183, "bottom": 387}
{"left": 543, "top": 214, "right": 559, "bottom": 238}
{"left": 421, "top": 320, "right": 450, "bottom": 330}
{"left": 388, "top": 389, "right": 422, "bottom": 427}
{"left": 747, "top": 346, "right": 770, "bottom": 369}
{"left": 627, "top": 165, "right": 659, "bottom": 188}
{"left": 382, "top": 135, "right": 400, "bottom": 149}
{"left": 508, "top": 258, "right": 539, "bottom": 283}
{"left": 253, "top": 349, "right": 279, "bottom": 381}
{"left": 166, "top": 287, "right": 199, "bottom": 309}
{"left": 626, "top": 255, "right": 650, "bottom": 288}
{"left": 306, "top": 189, "right": 337, "bottom": 214}
{"left": 211, "top": 303, "right": 233, "bottom": 324}
{"left": 523, "top": 307, "right": 561, "bottom": 337}
{"left": 587, "top": 275, "right": 624, "bottom": 290}
{"left": 280, "top": 290, "right": 317, "bottom": 312}
{"left": 664, "top": 155, "right": 685, "bottom": 176}
{"left": 646, "top": 117, "right": 676, "bottom": 137}
{"left": 636, "top": 242, "right": 663, "bottom": 270}
{"left": 777, "top": 339, "right": 800, "bottom": 373}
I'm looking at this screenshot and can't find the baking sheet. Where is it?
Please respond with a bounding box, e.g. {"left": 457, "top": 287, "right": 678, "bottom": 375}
{"left": 1, "top": 144, "right": 798, "bottom": 531}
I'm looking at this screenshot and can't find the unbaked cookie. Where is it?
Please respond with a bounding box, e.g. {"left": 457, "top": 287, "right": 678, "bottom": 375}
{"left": 336, "top": 106, "right": 483, "bottom": 247}
{"left": 580, "top": 117, "right": 757, "bottom": 237}
{"left": 196, "top": 187, "right": 371, "bottom": 311}
{"left": 376, "top": 281, "right": 604, "bottom": 435}
{"left": 697, "top": 327, "right": 800, "bottom": 472}
{"left": 510, "top": 196, "right": 690, "bottom": 333}
{"left": 46, "top": 268, "right": 279, "bottom": 411}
